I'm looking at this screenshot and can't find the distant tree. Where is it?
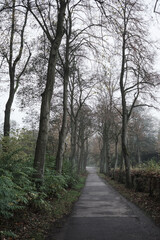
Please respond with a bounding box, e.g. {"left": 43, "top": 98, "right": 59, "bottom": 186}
{"left": 68, "top": 64, "right": 94, "bottom": 169}
{"left": 96, "top": 0, "right": 159, "bottom": 188}
{"left": 77, "top": 104, "right": 94, "bottom": 173}
{"left": 95, "top": 65, "right": 120, "bottom": 175}
{"left": 128, "top": 109, "right": 158, "bottom": 165}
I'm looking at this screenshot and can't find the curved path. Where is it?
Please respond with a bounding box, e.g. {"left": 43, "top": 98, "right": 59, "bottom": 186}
{"left": 47, "top": 167, "right": 160, "bottom": 240}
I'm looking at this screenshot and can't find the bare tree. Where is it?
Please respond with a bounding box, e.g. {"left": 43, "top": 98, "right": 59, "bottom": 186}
{"left": 96, "top": 93, "right": 119, "bottom": 174}
{"left": 95, "top": 0, "right": 158, "bottom": 188}
{"left": 128, "top": 108, "right": 158, "bottom": 166}
{"left": 77, "top": 104, "right": 93, "bottom": 173}
{"left": 0, "top": 0, "right": 30, "bottom": 137}
{"left": 55, "top": 0, "right": 103, "bottom": 173}
{"left": 68, "top": 63, "right": 94, "bottom": 169}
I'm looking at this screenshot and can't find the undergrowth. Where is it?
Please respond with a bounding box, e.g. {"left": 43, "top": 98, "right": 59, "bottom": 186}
{"left": 135, "top": 159, "right": 160, "bottom": 173}
{"left": 0, "top": 130, "right": 86, "bottom": 239}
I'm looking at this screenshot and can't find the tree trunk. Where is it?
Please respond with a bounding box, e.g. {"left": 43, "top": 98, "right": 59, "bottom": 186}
{"left": 70, "top": 120, "right": 77, "bottom": 167}
{"left": 121, "top": 111, "right": 131, "bottom": 188}
{"left": 100, "top": 147, "right": 105, "bottom": 173}
{"left": 137, "top": 138, "right": 141, "bottom": 165}
{"left": 105, "top": 128, "right": 111, "bottom": 176}
{"left": 118, "top": 150, "right": 124, "bottom": 183}
{"left": 33, "top": 2, "right": 66, "bottom": 181}
{"left": 77, "top": 116, "right": 85, "bottom": 174}
{"left": 114, "top": 138, "right": 119, "bottom": 170}
{"left": 78, "top": 137, "right": 84, "bottom": 174}
{"left": 69, "top": 76, "right": 78, "bottom": 168}
{"left": 33, "top": 46, "right": 56, "bottom": 180}
{"left": 56, "top": 68, "right": 69, "bottom": 173}
{"left": 100, "top": 123, "right": 107, "bottom": 174}
{"left": 4, "top": 89, "right": 14, "bottom": 137}
{"left": 34, "top": 46, "right": 59, "bottom": 180}
{"left": 83, "top": 138, "right": 88, "bottom": 171}
{"left": 56, "top": 13, "right": 71, "bottom": 172}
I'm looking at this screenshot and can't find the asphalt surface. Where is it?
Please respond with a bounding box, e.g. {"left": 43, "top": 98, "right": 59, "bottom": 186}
{"left": 47, "top": 167, "right": 160, "bottom": 240}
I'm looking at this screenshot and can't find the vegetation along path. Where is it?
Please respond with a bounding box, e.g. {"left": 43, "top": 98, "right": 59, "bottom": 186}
{"left": 47, "top": 167, "right": 160, "bottom": 240}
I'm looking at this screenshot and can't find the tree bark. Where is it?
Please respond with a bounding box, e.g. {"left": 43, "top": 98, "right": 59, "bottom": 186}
{"left": 78, "top": 131, "right": 84, "bottom": 173}
{"left": 118, "top": 151, "right": 124, "bottom": 183}
{"left": 83, "top": 138, "right": 88, "bottom": 171}
{"left": 100, "top": 147, "right": 105, "bottom": 173}
{"left": 105, "top": 127, "right": 111, "bottom": 176}
{"left": 121, "top": 111, "right": 131, "bottom": 187}
{"left": 70, "top": 120, "right": 77, "bottom": 166}
{"left": 100, "top": 122, "right": 107, "bottom": 174}
{"left": 114, "top": 137, "right": 119, "bottom": 170}
{"left": 69, "top": 75, "right": 78, "bottom": 167}
{"left": 4, "top": 87, "right": 14, "bottom": 137}
{"left": 56, "top": 66, "right": 69, "bottom": 173}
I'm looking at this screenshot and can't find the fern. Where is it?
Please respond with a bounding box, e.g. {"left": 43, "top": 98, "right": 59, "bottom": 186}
{"left": 0, "top": 230, "right": 17, "bottom": 238}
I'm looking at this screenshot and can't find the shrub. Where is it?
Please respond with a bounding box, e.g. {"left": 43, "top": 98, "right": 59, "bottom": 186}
{"left": 0, "top": 131, "right": 81, "bottom": 219}
{"left": 139, "top": 159, "right": 160, "bottom": 173}
{"left": 0, "top": 169, "right": 27, "bottom": 218}
{"left": 62, "top": 160, "right": 79, "bottom": 188}
{"left": 43, "top": 170, "right": 67, "bottom": 198}
{"left": 0, "top": 133, "right": 35, "bottom": 218}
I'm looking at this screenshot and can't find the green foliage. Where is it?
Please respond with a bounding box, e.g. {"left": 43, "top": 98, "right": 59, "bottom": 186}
{"left": 0, "top": 230, "right": 17, "bottom": 238}
{"left": 62, "top": 160, "right": 79, "bottom": 188}
{"left": 0, "top": 131, "right": 82, "bottom": 224}
{"left": 52, "top": 176, "right": 86, "bottom": 219}
{"left": 29, "top": 191, "right": 52, "bottom": 213}
{"left": 138, "top": 159, "right": 160, "bottom": 172}
{"left": 43, "top": 171, "right": 67, "bottom": 198}
{"left": 42, "top": 158, "right": 79, "bottom": 199}
{"left": 0, "top": 172, "right": 23, "bottom": 218}
{"left": 42, "top": 157, "right": 67, "bottom": 198}
{"left": 0, "top": 132, "right": 86, "bottom": 239}
{"left": 73, "top": 175, "right": 86, "bottom": 190}
{"left": 0, "top": 164, "right": 35, "bottom": 218}
{"left": 0, "top": 132, "right": 35, "bottom": 218}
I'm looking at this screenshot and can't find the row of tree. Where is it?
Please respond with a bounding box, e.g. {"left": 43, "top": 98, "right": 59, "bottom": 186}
{"left": 0, "top": 0, "right": 97, "bottom": 182}
{"left": 0, "top": 0, "right": 160, "bottom": 188}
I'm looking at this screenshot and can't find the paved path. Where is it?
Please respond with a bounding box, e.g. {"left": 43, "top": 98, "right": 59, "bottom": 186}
{"left": 47, "top": 167, "right": 160, "bottom": 240}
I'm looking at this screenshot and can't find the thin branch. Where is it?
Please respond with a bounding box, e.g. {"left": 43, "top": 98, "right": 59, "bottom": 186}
{"left": 27, "top": 0, "right": 52, "bottom": 42}
{"left": 13, "top": 9, "right": 29, "bottom": 70}
{"left": 154, "top": 0, "right": 160, "bottom": 14}
{"left": 15, "top": 47, "right": 31, "bottom": 92}
{"left": 133, "top": 104, "right": 156, "bottom": 109}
